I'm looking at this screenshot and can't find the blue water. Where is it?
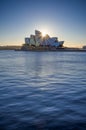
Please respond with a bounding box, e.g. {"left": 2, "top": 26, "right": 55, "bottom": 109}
{"left": 0, "top": 51, "right": 86, "bottom": 130}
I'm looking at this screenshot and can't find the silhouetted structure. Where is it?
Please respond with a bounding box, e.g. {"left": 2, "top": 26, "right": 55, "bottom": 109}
{"left": 25, "top": 30, "right": 64, "bottom": 47}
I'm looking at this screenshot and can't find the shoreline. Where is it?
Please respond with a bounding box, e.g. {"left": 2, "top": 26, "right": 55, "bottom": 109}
{"left": 0, "top": 46, "right": 86, "bottom": 52}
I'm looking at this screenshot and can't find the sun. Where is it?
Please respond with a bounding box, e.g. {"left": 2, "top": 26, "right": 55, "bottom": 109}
{"left": 42, "top": 31, "right": 47, "bottom": 37}
{"left": 40, "top": 28, "right": 50, "bottom": 37}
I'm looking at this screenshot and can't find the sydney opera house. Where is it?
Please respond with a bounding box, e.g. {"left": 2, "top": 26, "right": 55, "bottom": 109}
{"left": 24, "top": 30, "right": 64, "bottom": 47}
{"left": 22, "top": 30, "right": 64, "bottom": 50}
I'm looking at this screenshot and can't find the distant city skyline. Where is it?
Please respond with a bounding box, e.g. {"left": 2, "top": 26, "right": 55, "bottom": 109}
{"left": 0, "top": 0, "right": 86, "bottom": 47}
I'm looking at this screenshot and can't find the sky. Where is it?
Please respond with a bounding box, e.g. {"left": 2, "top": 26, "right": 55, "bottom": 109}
{"left": 0, "top": 0, "right": 86, "bottom": 47}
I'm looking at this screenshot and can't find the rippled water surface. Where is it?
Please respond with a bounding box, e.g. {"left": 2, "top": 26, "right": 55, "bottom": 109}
{"left": 0, "top": 51, "right": 86, "bottom": 130}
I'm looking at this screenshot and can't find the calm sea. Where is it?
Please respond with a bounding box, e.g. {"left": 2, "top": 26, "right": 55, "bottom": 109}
{"left": 0, "top": 50, "right": 86, "bottom": 130}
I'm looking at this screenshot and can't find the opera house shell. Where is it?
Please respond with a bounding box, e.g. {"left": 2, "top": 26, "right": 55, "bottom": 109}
{"left": 24, "top": 30, "right": 64, "bottom": 47}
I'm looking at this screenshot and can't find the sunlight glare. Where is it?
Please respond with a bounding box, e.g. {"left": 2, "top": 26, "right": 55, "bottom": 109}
{"left": 42, "top": 31, "right": 47, "bottom": 37}
{"left": 40, "top": 28, "right": 49, "bottom": 37}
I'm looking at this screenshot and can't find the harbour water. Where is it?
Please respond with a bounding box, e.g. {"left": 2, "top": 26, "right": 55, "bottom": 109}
{"left": 0, "top": 51, "right": 86, "bottom": 130}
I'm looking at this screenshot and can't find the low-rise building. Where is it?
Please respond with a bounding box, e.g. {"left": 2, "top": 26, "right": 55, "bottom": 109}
{"left": 25, "top": 30, "right": 64, "bottom": 47}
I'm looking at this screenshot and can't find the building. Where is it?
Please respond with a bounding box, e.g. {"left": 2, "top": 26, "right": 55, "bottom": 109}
{"left": 83, "top": 46, "right": 86, "bottom": 50}
{"left": 25, "top": 30, "right": 64, "bottom": 47}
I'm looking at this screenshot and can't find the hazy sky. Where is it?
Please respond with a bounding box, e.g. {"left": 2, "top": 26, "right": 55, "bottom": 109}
{"left": 0, "top": 0, "right": 86, "bottom": 47}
